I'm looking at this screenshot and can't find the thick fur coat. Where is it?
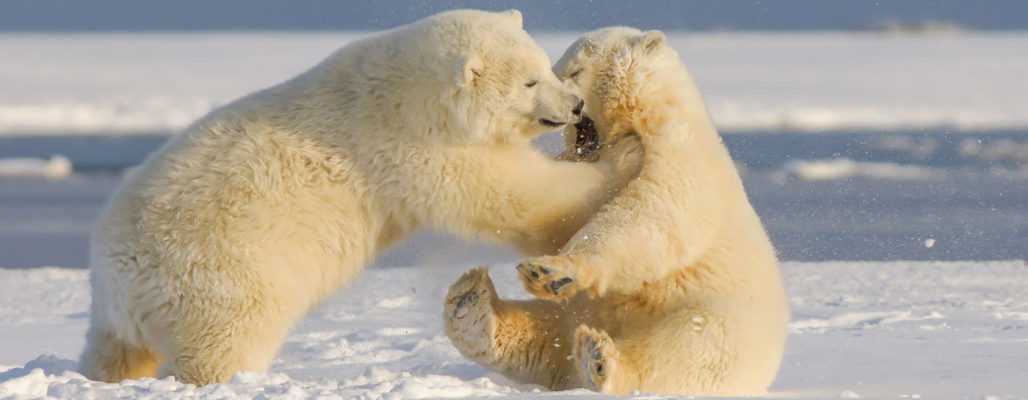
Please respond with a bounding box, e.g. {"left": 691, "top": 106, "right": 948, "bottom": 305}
{"left": 80, "top": 10, "right": 637, "bottom": 385}
{"left": 445, "top": 27, "right": 789, "bottom": 396}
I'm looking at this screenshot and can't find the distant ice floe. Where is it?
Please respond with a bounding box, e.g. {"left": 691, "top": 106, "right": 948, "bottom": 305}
{"left": 1, "top": 101, "right": 1025, "bottom": 136}
{"left": 871, "top": 136, "right": 941, "bottom": 159}
{"left": 0, "top": 156, "right": 72, "bottom": 179}
{"left": 0, "top": 99, "right": 214, "bottom": 135}
{"left": 776, "top": 158, "right": 943, "bottom": 182}
{"left": 959, "top": 138, "right": 1028, "bottom": 165}
{"left": 710, "top": 103, "right": 1028, "bottom": 133}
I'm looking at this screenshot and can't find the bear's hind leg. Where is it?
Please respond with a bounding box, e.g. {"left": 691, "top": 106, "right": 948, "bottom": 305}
{"left": 573, "top": 325, "right": 638, "bottom": 394}
{"left": 444, "top": 267, "right": 575, "bottom": 389}
{"left": 79, "top": 324, "right": 159, "bottom": 382}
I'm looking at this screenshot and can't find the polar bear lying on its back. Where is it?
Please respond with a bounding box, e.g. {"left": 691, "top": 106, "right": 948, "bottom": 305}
{"left": 80, "top": 10, "right": 641, "bottom": 385}
{"left": 444, "top": 28, "right": 789, "bottom": 395}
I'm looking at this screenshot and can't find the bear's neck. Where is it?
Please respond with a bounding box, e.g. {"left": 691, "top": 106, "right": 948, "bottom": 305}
{"left": 629, "top": 66, "right": 718, "bottom": 142}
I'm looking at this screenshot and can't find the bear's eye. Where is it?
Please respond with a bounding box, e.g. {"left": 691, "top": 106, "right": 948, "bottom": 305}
{"left": 525, "top": 80, "right": 538, "bottom": 88}
{"left": 568, "top": 69, "right": 583, "bottom": 79}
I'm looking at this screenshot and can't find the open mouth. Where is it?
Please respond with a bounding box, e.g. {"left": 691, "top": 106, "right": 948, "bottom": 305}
{"left": 539, "top": 118, "right": 566, "bottom": 128}
{"left": 573, "top": 115, "right": 600, "bottom": 158}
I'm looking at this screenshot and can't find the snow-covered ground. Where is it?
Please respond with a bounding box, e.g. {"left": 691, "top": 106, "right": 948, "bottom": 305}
{"left": 1, "top": 261, "right": 1027, "bottom": 399}
{"left": 1, "top": 32, "right": 1027, "bottom": 135}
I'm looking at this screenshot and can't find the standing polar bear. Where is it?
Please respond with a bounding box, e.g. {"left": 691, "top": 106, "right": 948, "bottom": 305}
{"left": 444, "top": 28, "right": 789, "bottom": 396}
{"left": 80, "top": 10, "right": 640, "bottom": 385}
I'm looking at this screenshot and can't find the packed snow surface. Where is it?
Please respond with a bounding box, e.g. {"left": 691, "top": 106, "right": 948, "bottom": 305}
{"left": 1, "top": 32, "right": 1026, "bottom": 135}
{"left": 1, "top": 261, "right": 1027, "bottom": 399}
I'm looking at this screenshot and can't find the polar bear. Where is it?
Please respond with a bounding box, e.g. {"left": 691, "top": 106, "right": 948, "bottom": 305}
{"left": 79, "top": 10, "right": 640, "bottom": 385}
{"left": 444, "top": 27, "right": 789, "bottom": 396}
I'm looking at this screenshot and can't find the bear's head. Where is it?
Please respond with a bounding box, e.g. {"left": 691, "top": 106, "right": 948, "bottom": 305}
{"left": 552, "top": 27, "right": 681, "bottom": 159}
{"left": 381, "top": 9, "right": 583, "bottom": 145}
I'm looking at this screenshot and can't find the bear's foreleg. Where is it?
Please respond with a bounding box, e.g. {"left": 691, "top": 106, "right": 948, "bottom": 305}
{"left": 79, "top": 323, "right": 160, "bottom": 382}
{"left": 428, "top": 141, "right": 641, "bottom": 257}
{"left": 151, "top": 294, "right": 294, "bottom": 385}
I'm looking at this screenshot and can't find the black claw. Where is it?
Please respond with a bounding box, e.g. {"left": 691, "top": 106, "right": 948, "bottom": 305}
{"left": 530, "top": 270, "right": 540, "bottom": 279}
{"left": 547, "top": 277, "right": 574, "bottom": 294}
{"left": 453, "top": 292, "right": 478, "bottom": 318}
{"left": 539, "top": 267, "right": 552, "bottom": 275}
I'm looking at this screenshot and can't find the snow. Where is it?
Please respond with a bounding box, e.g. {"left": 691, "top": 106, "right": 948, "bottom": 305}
{"left": 1, "top": 32, "right": 1026, "bottom": 135}
{"left": 776, "top": 158, "right": 943, "bottom": 181}
{"left": 2, "top": 261, "right": 1027, "bottom": 399}
{"left": 0, "top": 156, "right": 72, "bottom": 179}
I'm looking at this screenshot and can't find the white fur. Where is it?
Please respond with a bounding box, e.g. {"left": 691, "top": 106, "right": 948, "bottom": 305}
{"left": 446, "top": 27, "right": 789, "bottom": 396}
{"left": 79, "top": 10, "right": 634, "bottom": 385}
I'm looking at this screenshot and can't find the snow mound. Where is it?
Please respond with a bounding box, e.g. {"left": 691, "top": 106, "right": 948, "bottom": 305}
{"left": 777, "top": 158, "right": 943, "bottom": 181}
{"left": 790, "top": 310, "right": 944, "bottom": 333}
{"left": 0, "top": 155, "right": 72, "bottom": 179}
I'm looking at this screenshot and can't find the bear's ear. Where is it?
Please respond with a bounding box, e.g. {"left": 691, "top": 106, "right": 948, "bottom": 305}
{"left": 580, "top": 38, "right": 598, "bottom": 57}
{"left": 455, "top": 54, "right": 483, "bottom": 88}
{"left": 499, "top": 9, "right": 523, "bottom": 29}
{"left": 636, "top": 30, "right": 666, "bottom": 54}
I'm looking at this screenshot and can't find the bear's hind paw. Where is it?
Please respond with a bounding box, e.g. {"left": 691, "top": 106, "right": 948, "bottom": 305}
{"left": 444, "top": 267, "right": 499, "bottom": 360}
{"left": 573, "top": 325, "right": 620, "bottom": 393}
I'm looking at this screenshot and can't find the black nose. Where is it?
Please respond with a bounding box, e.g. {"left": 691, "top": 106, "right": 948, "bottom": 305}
{"left": 572, "top": 99, "right": 584, "bottom": 116}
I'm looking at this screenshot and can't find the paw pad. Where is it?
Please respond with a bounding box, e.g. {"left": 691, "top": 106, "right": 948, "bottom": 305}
{"left": 574, "top": 326, "right": 619, "bottom": 392}
{"left": 452, "top": 291, "right": 478, "bottom": 319}
{"left": 547, "top": 277, "right": 574, "bottom": 294}
{"left": 516, "top": 260, "right": 579, "bottom": 301}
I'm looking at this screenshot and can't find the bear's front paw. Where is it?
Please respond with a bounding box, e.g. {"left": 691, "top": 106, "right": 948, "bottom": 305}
{"left": 516, "top": 256, "right": 584, "bottom": 302}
